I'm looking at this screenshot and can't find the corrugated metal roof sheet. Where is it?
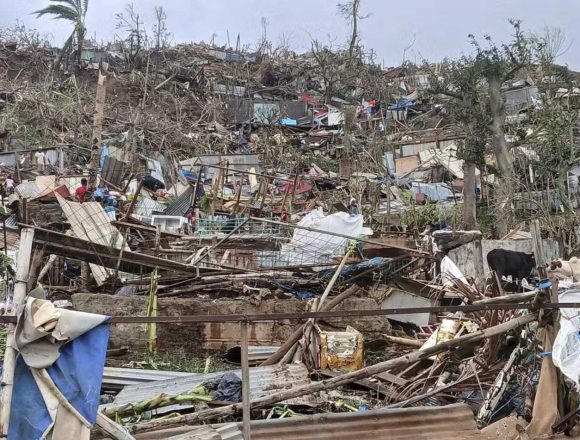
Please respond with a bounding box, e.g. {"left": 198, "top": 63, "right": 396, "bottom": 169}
{"left": 150, "top": 404, "right": 481, "bottom": 440}
{"left": 241, "top": 403, "right": 479, "bottom": 440}
{"left": 102, "top": 367, "right": 194, "bottom": 389}
{"left": 164, "top": 186, "right": 194, "bottom": 216}
{"left": 57, "top": 195, "right": 126, "bottom": 285}
{"left": 134, "top": 196, "right": 167, "bottom": 221}
{"left": 16, "top": 180, "right": 41, "bottom": 199}
{"left": 179, "top": 154, "right": 262, "bottom": 180}
{"left": 102, "top": 155, "right": 127, "bottom": 187}
{"left": 0, "top": 227, "right": 20, "bottom": 251}
{"left": 106, "top": 364, "right": 315, "bottom": 411}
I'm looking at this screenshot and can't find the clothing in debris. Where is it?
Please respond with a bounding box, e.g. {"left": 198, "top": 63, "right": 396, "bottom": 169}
{"left": 204, "top": 372, "right": 242, "bottom": 403}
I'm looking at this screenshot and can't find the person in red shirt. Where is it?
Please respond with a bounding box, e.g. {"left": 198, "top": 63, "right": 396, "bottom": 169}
{"left": 187, "top": 208, "right": 196, "bottom": 234}
{"left": 75, "top": 178, "right": 88, "bottom": 202}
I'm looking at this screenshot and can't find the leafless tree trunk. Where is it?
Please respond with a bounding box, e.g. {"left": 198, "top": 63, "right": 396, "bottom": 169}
{"left": 463, "top": 162, "right": 477, "bottom": 230}
{"left": 487, "top": 75, "right": 513, "bottom": 180}
{"left": 487, "top": 74, "right": 514, "bottom": 237}
{"left": 348, "top": 0, "right": 359, "bottom": 58}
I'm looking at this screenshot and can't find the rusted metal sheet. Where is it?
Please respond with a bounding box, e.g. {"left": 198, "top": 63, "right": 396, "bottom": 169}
{"left": 242, "top": 403, "right": 479, "bottom": 440}
{"left": 147, "top": 404, "right": 481, "bottom": 440}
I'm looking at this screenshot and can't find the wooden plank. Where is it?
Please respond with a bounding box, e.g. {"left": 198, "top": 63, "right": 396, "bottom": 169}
{"left": 28, "top": 225, "right": 217, "bottom": 276}
{"left": 96, "top": 412, "right": 136, "bottom": 440}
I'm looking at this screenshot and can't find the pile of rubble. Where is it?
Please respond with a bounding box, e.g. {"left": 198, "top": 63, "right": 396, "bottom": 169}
{"left": 0, "top": 36, "right": 579, "bottom": 440}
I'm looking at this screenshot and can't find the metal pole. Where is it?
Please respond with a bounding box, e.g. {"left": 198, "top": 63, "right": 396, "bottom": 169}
{"left": 2, "top": 191, "right": 6, "bottom": 256}
{"left": 0, "top": 228, "right": 35, "bottom": 435}
{"left": 241, "top": 320, "right": 251, "bottom": 440}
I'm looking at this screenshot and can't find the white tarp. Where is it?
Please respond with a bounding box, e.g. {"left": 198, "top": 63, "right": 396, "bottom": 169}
{"left": 440, "top": 256, "right": 468, "bottom": 287}
{"left": 260, "top": 209, "right": 365, "bottom": 266}
{"left": 552, "top": 289, "right": 580, "bottom": 388}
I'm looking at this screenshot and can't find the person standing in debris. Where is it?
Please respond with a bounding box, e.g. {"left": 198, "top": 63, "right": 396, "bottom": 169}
{"left": 187, "top": 208, "right": 196, "bottom": 234}
{"left": 75, "top": 178, "right": 89, "bottom": 203}
{"left": 4, "top": 175, "right": 14, "bottom": 195}
{"left": 34, "top": 149, "right": 46, "bottom": 173}
{"left": 370, "top": 99, "right": 380, "bottom": 115}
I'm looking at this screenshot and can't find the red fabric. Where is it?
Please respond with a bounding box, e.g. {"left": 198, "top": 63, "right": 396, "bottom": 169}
{"left": 75, "top": 186, "right": 87, "bottom": 202}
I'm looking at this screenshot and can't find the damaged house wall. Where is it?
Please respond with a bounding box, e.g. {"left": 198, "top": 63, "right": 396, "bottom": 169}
{"left": 71, "top": 293, "right": 391, "bottom": 351}
{"left": 448, "top": 238, "right": 561, "bottom": 279}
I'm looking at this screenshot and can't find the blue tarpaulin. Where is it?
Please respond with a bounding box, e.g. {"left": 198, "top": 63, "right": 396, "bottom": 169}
{"left": 321, "top": 257, "right": 392, "bottom": 279}
{"left": 280, "top": 118, "right": 298, "bottom": 126}
{"left": 8, "top": 322, "right": 110, "bottom": 440}
{"left": 389, "top": 99, "right": 415, "bottom": 110}
{"left": 99, "top": 145, "right": 109, "bottom": 170}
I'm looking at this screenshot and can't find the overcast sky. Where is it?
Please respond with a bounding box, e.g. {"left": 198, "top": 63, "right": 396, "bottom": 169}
{"left": 1, "top": 0, "right": 578, "bottom": 68}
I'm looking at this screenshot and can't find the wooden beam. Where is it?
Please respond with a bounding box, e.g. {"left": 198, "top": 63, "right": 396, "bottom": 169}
{"left": 26, "top": 225, "right": 217, "bottom": 276}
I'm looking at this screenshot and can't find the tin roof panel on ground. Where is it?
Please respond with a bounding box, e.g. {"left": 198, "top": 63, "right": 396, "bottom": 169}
{"left": 145, "top": 404, "right": 483, "bottom": 440}
{"left": 242, "top": 403, "right": 482, "bottom": 440}
{"left": 107, "top": 364, "right": 315, "bottom": 409}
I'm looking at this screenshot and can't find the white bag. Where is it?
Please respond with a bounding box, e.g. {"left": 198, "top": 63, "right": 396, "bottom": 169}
{"left": 552, "top": 289, "right": 580, "bottom": 388}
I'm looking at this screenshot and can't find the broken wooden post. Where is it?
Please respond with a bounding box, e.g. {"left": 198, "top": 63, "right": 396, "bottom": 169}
{"left": 531, "top": 219, "right": 547, "bottom": 277}
{"left": 96, "top": 413, "right": 135, "bottom": 440}
{"left": 0, "top": 228, "right": 34, "bottom": 435}
{"left": 473, "top": 238, "right": 485, "bottom": 291}
{"left": 123, "top": 180, "right": 144, "bottom": 221}
{"left": 130, "top": 313, "right": 538, "bottom": 434}
{"left": 37, "top": 254, "right": 57, "bottom": 283}
{"left": 317, "top": 244, "right": 354, "bottom": 310}
{"left": 88, "top": 62, "right": 109, "bottom": 188}
{"left": 240, "top": 320, "right": 251, "bottom": 440}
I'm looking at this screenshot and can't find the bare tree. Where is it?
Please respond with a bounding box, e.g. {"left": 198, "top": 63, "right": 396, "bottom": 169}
{"left": 257, "top": 17, "right": 270, "bottom": 54}
{"left": 152, "top": 5, "right": 171, "bottom": 50}
{"left": 337, "top": 0, "right": 370, "bottom": 59}
{"left": 115, "top": 2, "right": 147, "bottom": 65}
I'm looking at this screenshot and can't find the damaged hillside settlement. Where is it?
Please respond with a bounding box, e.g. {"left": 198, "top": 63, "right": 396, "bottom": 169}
{"left": 5, "top": 2, "right": 580, "bottom": 440}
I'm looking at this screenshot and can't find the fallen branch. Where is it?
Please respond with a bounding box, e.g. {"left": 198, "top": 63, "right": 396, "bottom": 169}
{"left": 383, "top": 334, "right": 424, "bottom": 347}
{"left": 130, "top": 313, "right": 537, "bottom": 434}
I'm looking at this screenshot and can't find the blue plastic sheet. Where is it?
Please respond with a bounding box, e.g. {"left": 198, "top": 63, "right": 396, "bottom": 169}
{"left": 99, "top": 145, "right": 109, "bottom": 170}
{"left": 8, "top": 322, "right": 110, "bottom": 440}
{"left": 321, "top": 257, "right": 392, "bottom": 279}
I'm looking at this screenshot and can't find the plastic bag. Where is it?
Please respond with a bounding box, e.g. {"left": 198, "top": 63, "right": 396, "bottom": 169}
{"left": 552, "top": 289, "right": 580, "bottom": 388}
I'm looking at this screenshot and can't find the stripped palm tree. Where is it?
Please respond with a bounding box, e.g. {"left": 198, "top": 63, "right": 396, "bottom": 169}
{"left": 34, "top": 0, "right": 88, "bottom": 66}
